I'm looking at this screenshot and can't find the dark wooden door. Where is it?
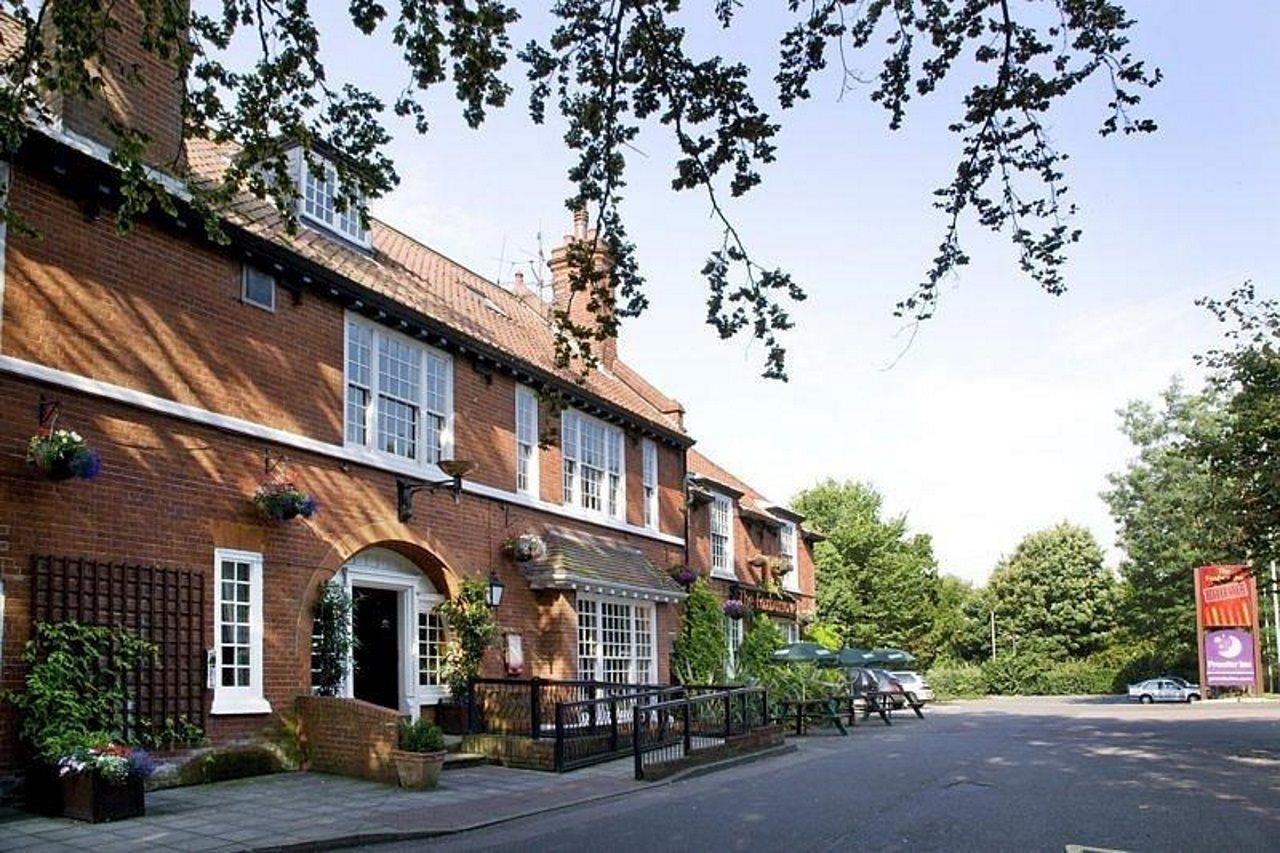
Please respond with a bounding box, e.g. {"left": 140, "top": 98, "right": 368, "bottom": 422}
{"left": 353, "top": 587, "right": 400, "bottom": 710}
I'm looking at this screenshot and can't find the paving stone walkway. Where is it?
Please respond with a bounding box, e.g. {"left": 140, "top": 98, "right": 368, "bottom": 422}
{"left": 0, "top": 760, "right": 643, "bottom": 851}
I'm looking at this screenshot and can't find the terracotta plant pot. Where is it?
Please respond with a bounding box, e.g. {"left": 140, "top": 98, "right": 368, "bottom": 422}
{"left": 60, "top": 772, "right": 145, "bottom": 823}
{"left": 392, "top": 749, "right": 446, "bottom": 790}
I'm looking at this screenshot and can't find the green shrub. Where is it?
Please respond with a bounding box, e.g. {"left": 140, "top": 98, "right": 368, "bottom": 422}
{"left": 737, "top": 613, "right": 786, "bottom": 683}
{"left": 399, "top": 718, "right": 445, "bottom": 753}
{"left": 671, "top": 578, "right": 728, "bottom": 684}
{"left": 1033, "top": 657, "right": 1117, "bottom": 695}
{"left": 311, "top": 584, "right": 355, "bottom": 697}
{"left": 981, "top": 651, "right": 1049, "bottom": 695}
{"left": 4, "top": 621, "right": 157, "bottom": 760}
{"left": 802, "top": 621, "right": 843, "bottom": 651}
{"left": 439, "top": 579, "right": 498, "bottom": 698}
{"left": 926, "top": 660, "right": 988, "bottom": 699}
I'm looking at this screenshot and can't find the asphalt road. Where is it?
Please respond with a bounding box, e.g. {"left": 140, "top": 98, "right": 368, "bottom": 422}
{"left": 380, "top": 696, "right": 1280, "bottom": 853}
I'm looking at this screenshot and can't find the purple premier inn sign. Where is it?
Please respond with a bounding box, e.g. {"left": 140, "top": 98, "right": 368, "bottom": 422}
{"left": 1204, "top": 629, "right": 1256, "bottom": 686}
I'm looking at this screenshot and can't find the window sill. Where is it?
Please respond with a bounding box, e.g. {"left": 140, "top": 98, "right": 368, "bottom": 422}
{"left": 210, "top": 693, "right": 273, "bottom": 716}
{"left": 710, "top": 569, "right": 737, "bottom": 581}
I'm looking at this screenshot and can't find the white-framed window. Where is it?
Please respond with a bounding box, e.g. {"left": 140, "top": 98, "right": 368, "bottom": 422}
{"left": 561, "top": 410, "right": 625, "bottom": 521}
{"left": 297, "top": 153, "right": 369, "bottom": 246}
{"left": 774, "top": 618, "right": 800, "bottom": 645}
{"left": 515, "top": 385, "right": 539, "bottom": 497}
{"left": 576, "top": 594, "right": 655, "bottom": 684}
{"left": 780, "top": 521, "right": 800, "bottom": 593}
{"left": 418, "top": 610, "right": 446, "bottom": 687}
{"left": 241, "top": 265, "right": 276, "bottom": 312}
{"left": 642, "top": 439, "right": 658, "bottom": 530}
{"left": 725, "top": 615, "right": 744, "bottom": 679}
{"left": 211, "top": 549, "right": 271, "bottom": 715}
{"left": 710, "top": 493, "right": 735, "bottom": 577}
{"left": 344, "top": 315, "right": 453, "bottom": 466}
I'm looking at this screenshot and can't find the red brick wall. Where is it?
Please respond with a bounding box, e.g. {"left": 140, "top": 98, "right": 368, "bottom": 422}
{"left": 295, "top": 696, "right": 401, "bottom": 784}
{"left": 0, "top": 369, "right": 682, "bottom": 772}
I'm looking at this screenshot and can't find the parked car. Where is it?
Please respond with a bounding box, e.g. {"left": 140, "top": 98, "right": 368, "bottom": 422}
{"left": 1127, "top": 677, "right": 1202, "bottom": 704}
{"left": 869, "top": 668, "right": 908, "bottom": 709}
{"left": 891, "top": 671, "right": 935, "bottom": 705}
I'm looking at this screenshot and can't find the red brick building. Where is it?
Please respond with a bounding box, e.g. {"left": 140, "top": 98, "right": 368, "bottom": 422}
{"left": 686, "top": 451, "right": 820, "bottom": 673}
{"left": 0, "top": 8, "right": 818, "bottom": 775}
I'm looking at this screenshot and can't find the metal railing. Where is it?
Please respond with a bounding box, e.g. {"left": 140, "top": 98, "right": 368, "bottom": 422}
{"left": 632, "top": 687, "right": 770, "bottom": 780}
{"left": 467, "top": 677, "right": 666, "bottom": 739}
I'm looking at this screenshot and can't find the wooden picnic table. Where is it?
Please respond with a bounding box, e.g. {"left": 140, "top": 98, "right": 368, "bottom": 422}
{"left": 778, "top": 697, "right": 849, "bottom": 736}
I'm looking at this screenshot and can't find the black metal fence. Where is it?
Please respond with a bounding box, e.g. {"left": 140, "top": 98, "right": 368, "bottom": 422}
{"left": 632, "top": 687, "right": 770, "bottom": 780}
{"left": 468, "top": 677, "right": 666, "bottom": 739}
{"left": 30, "top": 555, "right": 207, "bottom": 742}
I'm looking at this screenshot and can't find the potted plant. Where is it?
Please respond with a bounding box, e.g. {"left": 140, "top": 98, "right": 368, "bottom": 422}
{"left": 503, "top": 533, "right": 547, "bottom": 563}
{"left": 57, "top": 742, "right": 154, "bottom": 822}
{"left": 252, "top": 481, "right": 318, "bottom": 521}
{"left": 392, "top": 718, "right": 447, "bottom": 790}
{"left": 27, "top": 428, "right": 100, "bottom": 481}
{"left": 722, "top": 599, "right": 747, "bottom": 621}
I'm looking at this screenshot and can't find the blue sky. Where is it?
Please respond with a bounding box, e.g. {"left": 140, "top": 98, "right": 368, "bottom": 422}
{"left": 292, "top": 2, "right": 1278, "bottom": 582}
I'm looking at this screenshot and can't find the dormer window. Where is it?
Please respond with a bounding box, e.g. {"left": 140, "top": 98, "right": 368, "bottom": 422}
{"left": 296, "top": 152, "right": 369, "bottom": 247}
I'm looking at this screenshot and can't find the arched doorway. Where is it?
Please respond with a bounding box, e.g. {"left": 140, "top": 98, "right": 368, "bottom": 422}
{"left": 330, "top": 547, "right": 446, "bottom": 716}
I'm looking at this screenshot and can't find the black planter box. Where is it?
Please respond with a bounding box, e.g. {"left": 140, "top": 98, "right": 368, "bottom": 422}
{"left": 60, "top": 772, "right": 145, "bottom": 823}
{"left": 434, "top": 702, "right": 469, "bottom": 735}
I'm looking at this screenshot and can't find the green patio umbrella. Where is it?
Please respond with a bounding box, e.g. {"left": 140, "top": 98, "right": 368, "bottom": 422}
{"left": 867, "top": 648, "right": 917, "bottom": 666}
{"left": 771, "top": 642, "right": 838, "bottom": 667}
{"left": 835, "top": 647, "right": 876, "bottom": 667}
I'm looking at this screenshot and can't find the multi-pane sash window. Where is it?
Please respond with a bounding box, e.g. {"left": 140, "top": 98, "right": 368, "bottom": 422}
{"left": 576, "top": 595, "right": 655, "bottom": 684}
{"left": 212, "top": 549, "right": 268, "bottom": 714}
{"left": 561, "top": 411, "right": 624, "bottom": 520}
{"left": 642, "top": 439, "right": 658, "bottom": 529}
{"left": 780, "top": 522, "right": 799, "bottom": 592}
{"left": 774, "top": 618, "right": 800, "bottom": 645}
{"left": 711, "top": 493, "right": 734, "bottom": 576}
{"left": 300, "top": 156, "right": 368, "bottom": 245}
{"left": 515, "top": 386, "right": 539, "bottom": 496}
{"left": 418, "top": 611, "right": 445, "bottom": 687}
{"left": 345, "top": 317, "right": 453, "bottom": 465}
{"left": 725, "top": 616, "right": 744, "bottom": 678}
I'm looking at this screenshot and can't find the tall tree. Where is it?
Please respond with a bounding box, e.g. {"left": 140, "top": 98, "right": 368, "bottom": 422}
{"left": 0, "top": 1, "right": 1160, "bottom": 378}
{"left": 929, "top": 574, "right": 989, "bottom": 662}
{"left": 1102, "top": 380, "right": 1240, "bottom": 665}
{"left": 986, "top": 522, "right": 1116, "bottom": 659}
{"left": 792, "top": 479, "right": 940, "bottom": 659}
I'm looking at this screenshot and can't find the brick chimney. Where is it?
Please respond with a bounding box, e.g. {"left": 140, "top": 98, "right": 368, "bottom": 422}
{"left": 548, "top": 208, "right": 618, "bottom": 368}
{"left": 45, "top": 2, "right": 187, "bottom": 169}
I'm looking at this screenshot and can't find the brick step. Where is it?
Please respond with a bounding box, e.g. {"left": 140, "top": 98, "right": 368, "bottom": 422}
{"left": 443, "top": 753, "right": 487, "bottom": 770}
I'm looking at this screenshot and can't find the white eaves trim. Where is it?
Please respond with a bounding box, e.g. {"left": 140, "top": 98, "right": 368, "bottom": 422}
{"left": 0, "top": 355, "right": 686, "bottom": 548}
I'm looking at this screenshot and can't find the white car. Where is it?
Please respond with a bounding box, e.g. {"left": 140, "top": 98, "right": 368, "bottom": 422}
{"left": 890, "top": 671, "right": 935, "bottom": 704}
{"left": 1127, "top": 677, "right": 1202, "bottom": 704}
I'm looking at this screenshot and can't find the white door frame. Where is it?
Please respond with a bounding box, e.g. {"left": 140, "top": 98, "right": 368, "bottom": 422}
{"left": 336, "top": 548, "right": 444, "bottom": 718}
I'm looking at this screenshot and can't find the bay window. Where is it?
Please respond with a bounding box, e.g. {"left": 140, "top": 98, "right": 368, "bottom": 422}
{"left": 516, "top": 385, "right": 539, "bottom": 496}
{"left": 345, "top": 316, "right": 453, "bottom": 466}
{"left": 561, "top": 410, "right": 625, "bottom": 520}
{"left": 710, "top": 493, "right": 734, "bottom": 577}
{"left": 642, "top": 439, "right": 658, "bottom": 529}
{"left": 576, "top": 594, "right": 655, "bottom": 684}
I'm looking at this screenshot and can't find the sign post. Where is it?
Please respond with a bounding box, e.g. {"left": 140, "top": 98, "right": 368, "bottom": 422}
{"left": 1194, "top": 564, "right": 1264, "bottom": 695}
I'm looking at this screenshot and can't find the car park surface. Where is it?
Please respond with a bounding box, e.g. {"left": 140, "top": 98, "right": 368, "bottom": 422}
{"left": 393, "top": 696, "right": 1280, "bottom": 852}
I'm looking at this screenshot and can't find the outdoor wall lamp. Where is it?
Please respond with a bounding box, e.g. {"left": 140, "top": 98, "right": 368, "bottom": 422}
{"left": 486, "top": 569, "right": 506, "bottom": 609}
{"left": 396, "top": 459, "right": 477, "bottom": 521}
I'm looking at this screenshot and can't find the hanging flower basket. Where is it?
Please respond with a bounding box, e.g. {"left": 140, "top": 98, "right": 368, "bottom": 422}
{"left": 252, "top": 481, "right": 318, "bottom": 521}
{"left": 671, "top": 566, "right": 698, "bottom": 588}
{"left": 722, "top": 599, "right": 747, "bottom": 621}
{"left": 27, "top": 429, "right": 101, "bottom": 481}
{"left": 746, "top": 554, "right": 768, "bottom": 569}
{"left": 503, "top": 533, "right": 547, "bottom": 563}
